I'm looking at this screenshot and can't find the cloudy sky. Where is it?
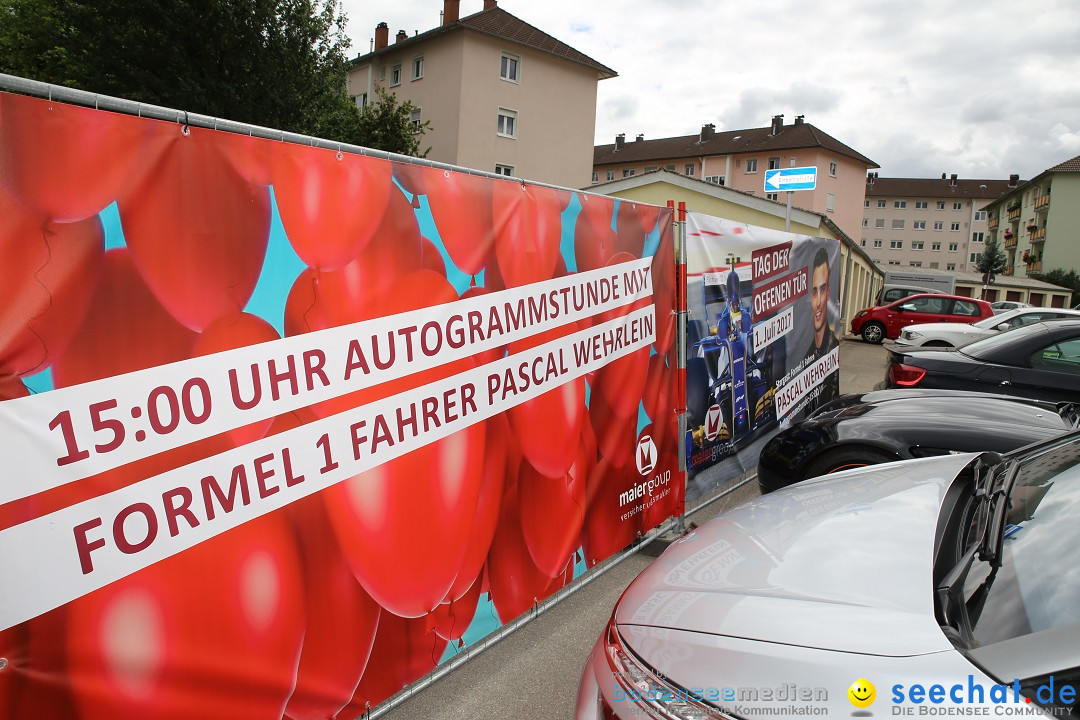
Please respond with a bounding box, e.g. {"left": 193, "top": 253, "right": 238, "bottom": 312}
{"left": 340, "top": 0, "right": 1080, "bottom": 181}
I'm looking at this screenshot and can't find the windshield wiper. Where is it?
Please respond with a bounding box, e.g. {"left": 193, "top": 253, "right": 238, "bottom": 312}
{"left": 936, "top": 451, "right": 1015, "bottom": 645}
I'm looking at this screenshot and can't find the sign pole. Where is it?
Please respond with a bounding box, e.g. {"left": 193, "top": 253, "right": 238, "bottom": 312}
{"left": 785, "top": 191, "right": 792, "bottom": 232}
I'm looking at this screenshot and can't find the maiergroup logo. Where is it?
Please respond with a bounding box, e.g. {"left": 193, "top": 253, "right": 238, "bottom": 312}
{"left": 705, "top": 403, "right": 723, "bottom": 441}
{"left": 636, "top": 434, "right": 656, "bottom": 476}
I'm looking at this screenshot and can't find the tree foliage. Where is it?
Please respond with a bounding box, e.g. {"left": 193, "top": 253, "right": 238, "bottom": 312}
{"left": 356, "top": 86, "right": 431, "bottom": 158}
{"left": 0, "top": 0, "right": 426, "bottom": 153}
{"left": 976, "top": 236, "right": 1008, "bottom": 277}
{"left": 1030, "top": 268, "right": 1080, "bottom": 295}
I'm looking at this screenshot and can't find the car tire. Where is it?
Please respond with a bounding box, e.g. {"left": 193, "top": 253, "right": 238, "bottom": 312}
{"left": 804, "top": 446, "right": 897, "bottom": 479}
{"left": 861, "top": 322, "right": 886, "bottom": 344}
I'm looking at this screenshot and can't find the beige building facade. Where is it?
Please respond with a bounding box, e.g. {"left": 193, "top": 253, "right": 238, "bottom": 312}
{"left": 347, "top": 1, "right": 614, "bottom": 189}
{"left": 591, "top": 115, "right": 878, "bottom": 241}
{"left": 861, "top": 175, "right": 1018, "bottom": 273}
{"left": 983, "top": 153, "right": 1080, "bottom": 289}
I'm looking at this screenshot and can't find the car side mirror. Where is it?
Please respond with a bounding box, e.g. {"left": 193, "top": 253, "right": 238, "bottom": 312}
{"left": 897, "top": 304, "right": 914, "bottom": 312}
{"left": 996, "top": 323, "right": 1010, "bottom": 332}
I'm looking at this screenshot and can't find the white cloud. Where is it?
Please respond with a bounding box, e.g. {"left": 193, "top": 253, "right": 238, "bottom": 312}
{"left": 340, "top": 0, "right": 1080, "bottom": 178}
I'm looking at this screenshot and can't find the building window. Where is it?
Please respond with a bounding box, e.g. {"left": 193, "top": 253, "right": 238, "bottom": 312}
{"left": 622, "top": 168, "right": 635, "bottom": 178}
{"left": 875, "top": 200, "right": 885, "bottom": 208}
{"left": 390, "top": 63, "right": 402, "bottom": 86}
{"left": 500, "top": 53, "right": 520, "bottom": 82}
{"left": 684, "top": 163, "right": 695, "bottom": 177}
{"left": 915, "top": 201, "right": 928, "bottom": 209}
{"left": 495, "top": 164, "right": 515, "bottom": 177}
{"left": 950, "top": 222, "right": 960, "bottom": 231}
{"left": 937, "top": 201, "right": 946, "bottom": 210}
{"left": 875, "top": 219, "right": 885, "bottom": 228}
{"left": 890, "top": 240, "right": 903, "bottom": 249}
{"left": 705, "top": 175, "right": 725, "bottom": 185}
{"left": 888, "top": 260, "right": 901, "bottom": 266}
{"left": 864, "top": 199, "right": 870, "bottom": 208}
{"left": 972, "top": 232, "right": 984, "bottom": 243}
{"left": 412, "top": 56, "right": 424, "bottom": 80}
{"left": 930, "top": 262, "right": 939, "bottom": 269}
{"left": 591, "top": 171, "right": 599, "bottom": 184}
{"left": 861, "top": 238, "right": 867, "bottom": 247}
{"left": 768, "top": 157, "right": 780, "bottom": 170}
{"left": 352, "top": 93, "right": 368, "bottom": 109}
{"left": 892, "top": 219, "right": 905, "bottom": 229}
{"left": 970, "top": 252, "right": 981, "bottom": 263}
{"left": 894, "top": 200, "right": 907, "bottom": 209}
{"left": 606, "top": 169, "right": 615, "bottom": 181}
{"left": 644, "top": 165, "right": 657, "bottom": 173}
{"left": 826, "top": 193, "right": 836, "bottom": 211}
{"left": 911, "top": 261, "right": 922, "bottom": 267}
{"left": 664, "top": 164, "right": 676, "bottom": 171}
{"left": 862, "top": 218, "right": 869, "bottom": 228}
{"left": 912, "top": 241, "right": 924, "bottom": 250}
{"left": 766, "top": 193, "right": 778, "bottom": 201}
{"left": 497, "top": 108, "right": 517, "bottom": 138}
{"left": 745, "top": 158, "right": 758, "bottom": 173}
{"left": 409, "top": 108, "right": 422, "bottom": 130}
{"left": 948, "top": 243, "right": 958, "bottom": 252}
{"left": 873, "top": 240, "right": 883, "bottom": 248}
{"left": 932, "top": 242, "right": 941, "bottom": 251}
{"left": 914, "top": 220, "right": 926, "bottom": 230}
{"left": 953, "top": 202, "right": 963, "bottom": 210}
{"left": 829, "top": 160, "right": 838, "bottom": 177}
{"left": 933, "top": 221, "right": 944, "bottom": 231}
{"left": 947, "top": 263, "right": 956, "bottom": 271}
{"left": 974, "top": 210, "right": 987, "bottom": 221}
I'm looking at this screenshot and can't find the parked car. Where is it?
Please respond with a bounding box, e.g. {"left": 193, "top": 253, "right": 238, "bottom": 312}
{"left": 990, "top": 300, "right": 1033, "bottom": 314}
{"left": 850, "top": 293, "right": 994, "bottom": 344}
{"left": 894, "top": 307, "right": 1080, "bottom": 348}
{"left": 577, "top": 431, "right": 1080, "bottom": 718}
{"left": 875, "top": 284, "right": 947, "bottom": 305}
{"left": 885, "top": 319, "right": 1080, "bottom": 404}
{"left": 757, "top": 388, "right": 1077, "bottom": 492}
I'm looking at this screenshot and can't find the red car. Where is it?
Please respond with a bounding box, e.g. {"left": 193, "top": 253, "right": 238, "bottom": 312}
{"left": 850, "top": 293, "right": 993, "bottom": 343}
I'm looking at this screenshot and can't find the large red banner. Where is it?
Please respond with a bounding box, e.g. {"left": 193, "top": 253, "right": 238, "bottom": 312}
{"left": 0, "top": 91, "right": 680, "bottom": 718}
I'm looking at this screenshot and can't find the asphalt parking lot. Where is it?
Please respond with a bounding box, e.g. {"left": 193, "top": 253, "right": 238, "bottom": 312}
{"left": 378, "top": 336, "right": 889, "bottom": 720}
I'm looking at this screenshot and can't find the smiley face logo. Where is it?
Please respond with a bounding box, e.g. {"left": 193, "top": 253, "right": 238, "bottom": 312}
{"left": 848, "top": 678, "right": 876, "bottom": 708}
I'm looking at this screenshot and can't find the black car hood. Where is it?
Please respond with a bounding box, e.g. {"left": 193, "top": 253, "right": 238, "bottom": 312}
{"left": 814, "top": 389, "right": 1068, "bottom": 428}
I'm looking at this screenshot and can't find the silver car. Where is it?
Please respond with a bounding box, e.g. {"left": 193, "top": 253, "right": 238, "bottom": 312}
{"left": 577, "top": 431, "right": 1080, "bottom": 718}
{"left": 895, "top": 306, "right": 1080, "bottom": 348}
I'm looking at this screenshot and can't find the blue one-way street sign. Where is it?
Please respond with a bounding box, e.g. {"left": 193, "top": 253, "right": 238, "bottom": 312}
{"left": 764, "top": 166, "right": 818, "bottom": 192}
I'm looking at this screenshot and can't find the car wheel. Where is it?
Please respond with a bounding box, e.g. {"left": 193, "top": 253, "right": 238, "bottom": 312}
{"left": 804, "top": 446, "right": 897, "bottom": 479}
{"left": 860, "top": 322, "right": 886, "bottom": 344}
{"left": 923, "top": 340, "right": 952, "bottom": 348}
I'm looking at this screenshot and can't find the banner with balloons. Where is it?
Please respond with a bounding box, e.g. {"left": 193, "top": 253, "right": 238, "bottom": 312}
{"left": 0, "top": 90, "right": 680, "bottom": 719}
{"left": 683, "top": 212, "right": 841, "bottom": 501}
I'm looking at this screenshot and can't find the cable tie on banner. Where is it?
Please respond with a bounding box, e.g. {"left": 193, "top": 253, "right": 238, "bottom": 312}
{"left": 180, "top": 111, "right": 190, "bottom": 136}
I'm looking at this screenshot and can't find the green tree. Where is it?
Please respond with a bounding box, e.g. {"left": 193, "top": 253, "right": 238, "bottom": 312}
{"left": 976, "top": 236, "right": 1008, "bottom": 278}
{"left": 1030, "top": 268, "right": 1080, "bottom": 295}
{"left": 0, "top": 0, "right": 364, "bottom": 142}
{"left": 356, "top": 86, "right": 431, "bottom": 158}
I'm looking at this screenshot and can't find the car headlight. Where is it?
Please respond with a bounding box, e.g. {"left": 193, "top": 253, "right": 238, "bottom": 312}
{"left": 903, "top": 331, "right": 922, "bottom": 339}
{"left": 854, "top": 310, "right": 868, "bottom": 319}
{"left": 602, "top": 615, "right": 736, "bottom": 720}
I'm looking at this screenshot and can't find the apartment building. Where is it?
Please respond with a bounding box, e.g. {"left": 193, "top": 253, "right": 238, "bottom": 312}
{"left": 591, "top": 115, "right": 878, "bottom": 239}
{"left": 861, "top": 174, "right": 1018, "bottom": 273}
{"left": 347, "top": 0, "right": 615, "bottom": 188}
{"left": 983, "top": 153, "right": 1080, "bottom": 284}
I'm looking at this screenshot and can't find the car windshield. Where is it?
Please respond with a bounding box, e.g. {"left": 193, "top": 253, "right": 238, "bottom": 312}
{"left": 963, "top": 434, "right": 1080, "bottom": 645}
{"left": 959, "top": 323, "right": 1052, "bottom": 360}
{"left": 972, "top": 310, "right": 1018, "bottom": 329}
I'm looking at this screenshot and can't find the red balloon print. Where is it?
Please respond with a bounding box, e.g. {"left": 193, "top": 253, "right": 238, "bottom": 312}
{"left": 420, "top": 236, "right": 447, "bottom": 277}
{"left": 424, "top": 169, "right": 494, "bottom": 276}
{"left": 349, "top": 613, "right": 447, "bottom": 713}
{"left": 589, "top": 389, "right": 636, "bottom": 469}
{"left": 52, "top": 249, "right": 198, "bottom": 388}
{"left": 573, "top": 193, "right": 617, "bottom": 272}
{"left": 284, "top": 495, "right": 381, "bottom": 720}
{"left": 120, "top": 129, "right": 271, "bottom": 331}
{"left": 4, "top": 610, "right": 81, "bottom": 720}
{"left": 592, "top": 343, "right": 650, "bottom": 420}
{"left": 218, "top": 132, "right": 273, "bottom": 186}
{"left": 614, "top": 201, "right": 647, "bottom": 258}
{"left": 63, "top": 513, "right": 306, "bottom": 720}
{"left": 192, "top": 312, "right": 280, "bottom": 447}
{"left": 582, "top": 458, "right": 644, "bottom": 567}
{"left": 274, "top": 144, "right": 393, "bottom": 271}
{"left": 518, "top": 441, "right": 588, "bottom": 577}
{"left": 0, "top": 93, "right": 156, "bottom": 222}
{"left": 431, "top": 573, "right": 483, "bottom": 642}
{"left": 392, "top": 161, "right": 429, "bottom": 200}
{"left": 493, "top": 181, "right": 563, "bottom": 288}
{"left": 642, "top": 353, "right": 675, "bottom": 451}
{"left": 0, "top": 374, "right": 29, "bottom": 401}
{"left": 507, "top": 325, "right": 586, "bottom": 479}
{"left": 0, "top": 189, "right": 104, "bottom": 377}
{"left": 486, "top": 479, "right": 556, "bottom": 623}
